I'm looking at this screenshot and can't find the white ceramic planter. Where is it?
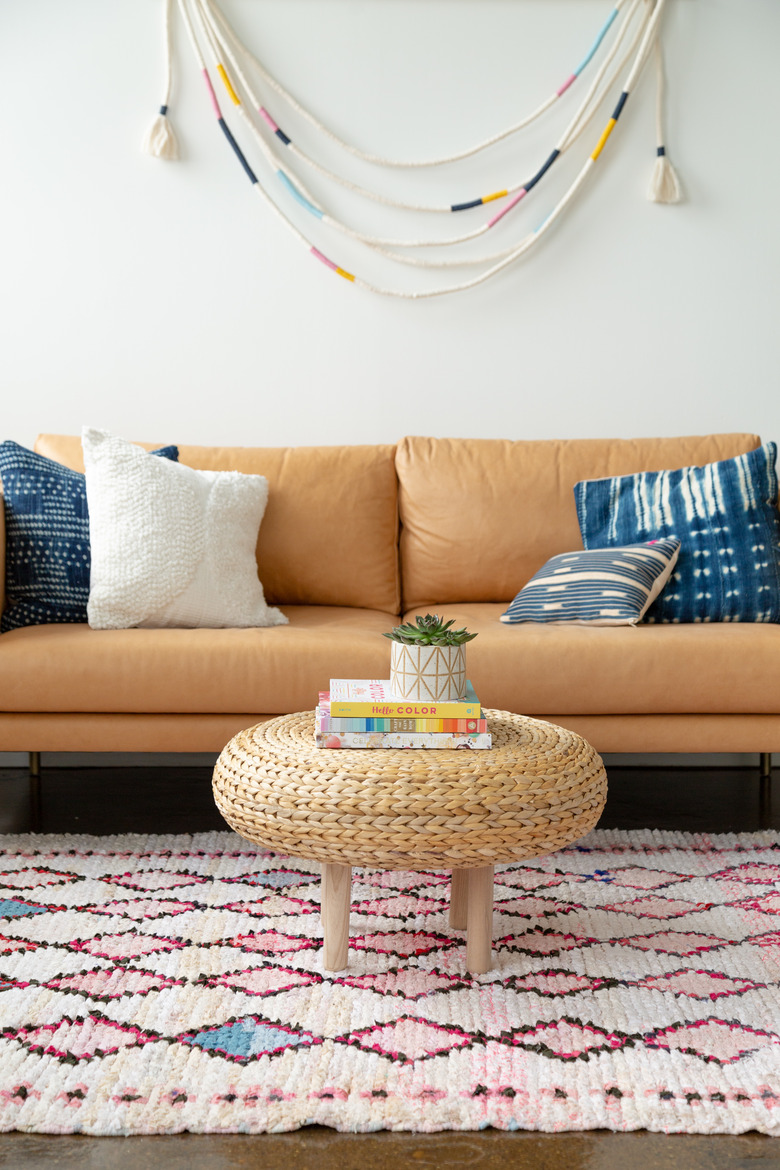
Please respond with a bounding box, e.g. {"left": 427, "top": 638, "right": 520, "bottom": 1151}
{"left": 389, "top": 641, "right": 467, "bottom": 702}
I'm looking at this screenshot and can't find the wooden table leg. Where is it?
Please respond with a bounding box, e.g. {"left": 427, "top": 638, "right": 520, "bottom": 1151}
{"left": 321, "top": 862, "right": 352, "bottom": 970}
{"left": 465, "top": 864, "right": 494, "bottom": 974}
{"left": 449, "top": 868, "right": 468, "bottom": 930}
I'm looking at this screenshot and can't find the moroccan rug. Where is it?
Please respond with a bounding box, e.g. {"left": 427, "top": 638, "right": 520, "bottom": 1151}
{"left": 0, "top": 828, "right": 779, "bottom": 1136}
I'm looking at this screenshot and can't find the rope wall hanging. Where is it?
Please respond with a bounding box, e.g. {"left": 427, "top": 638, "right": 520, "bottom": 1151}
{"left": 142, "top": 0, "right": 681, "bottom": 298}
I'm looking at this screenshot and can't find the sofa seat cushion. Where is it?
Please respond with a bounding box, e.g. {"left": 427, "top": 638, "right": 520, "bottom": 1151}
{"left": 0, "top": 607, "right": 397, "bottom": 714}
{"left": 402, "top": 604, "right": 780, "bottom": 716}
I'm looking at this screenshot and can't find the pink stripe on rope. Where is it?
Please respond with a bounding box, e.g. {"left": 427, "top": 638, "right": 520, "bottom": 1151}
{"left": 202, "top": 69, "right": 221, "bottom": 119}
{"left": 487, "top": 189, "right": 528, "bottom": 228}
{"left": 259, "top": 107, "right": 280, "bottom": 133}
{"left": 556, "top": 73, "right": 577, "bottom": 97}
{"left": 311, "top": 247, "right": 338, "bottom": 272}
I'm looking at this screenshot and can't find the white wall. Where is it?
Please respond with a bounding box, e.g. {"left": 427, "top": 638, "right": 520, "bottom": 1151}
{"left": 2, "top": 0, "right": 779, "bottom": 451}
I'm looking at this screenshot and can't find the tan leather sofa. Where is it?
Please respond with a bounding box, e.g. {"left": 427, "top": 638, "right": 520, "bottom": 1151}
{"left": 1, "top": 431, "right": 778, "bottom": 758}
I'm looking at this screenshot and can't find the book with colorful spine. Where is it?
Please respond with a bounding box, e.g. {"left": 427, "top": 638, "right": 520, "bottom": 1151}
{"left": 323, "top": 678, "right": 481, "bottom": 719}
{"left": 317, "top": 712, "right": 488, "bottom": 734}
{"left": 315, "top": 719, "right": 492, "bottom": 751}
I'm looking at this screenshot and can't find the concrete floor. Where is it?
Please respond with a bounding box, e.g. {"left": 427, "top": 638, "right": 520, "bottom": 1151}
{"left": 0, "top": 759, "right": 779, "bottom": 1168}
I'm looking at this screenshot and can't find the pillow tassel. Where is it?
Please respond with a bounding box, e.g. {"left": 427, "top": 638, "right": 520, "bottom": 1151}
{"left": 142, "top": 0, "right": 179, "bottom": 161}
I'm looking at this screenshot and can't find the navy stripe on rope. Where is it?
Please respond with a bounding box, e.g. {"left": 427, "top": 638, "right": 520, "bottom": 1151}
{"left": 275, "top": 128, "right": 292, "bottom": 146}
{"left": 159, "top": 105, "right": 168, "bottom": 116}
{"left": 218, "top": 118, "right": 258, "bottom": 184}
{"left": 524, "top": 148, "right": 561, "bottom": 194}
{"left": 657, "top": 145, "right": 666, "bottom": 157}
{"left": 612, "top": 91, "right": 629, "bottom": 121}
{"left": 450, "top": 198, "right": 484, "bottom": 213}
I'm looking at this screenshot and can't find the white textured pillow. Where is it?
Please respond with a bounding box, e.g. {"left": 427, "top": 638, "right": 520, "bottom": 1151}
{"left": 82, "top": 428, "right": 288, "bottom": 630}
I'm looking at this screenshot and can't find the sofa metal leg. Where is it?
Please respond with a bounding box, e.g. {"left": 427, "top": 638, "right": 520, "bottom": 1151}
{"left": 28, "top": 753, "right": 42, "bottom": 832}
{"left": 759, "top": 754, "right": 772, "bottom": 831}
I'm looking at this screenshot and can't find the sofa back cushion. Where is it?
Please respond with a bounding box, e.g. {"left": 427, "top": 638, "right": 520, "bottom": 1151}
{"left": 396, "top": 434, "right": 762, "bottom": 608}
{"left": 35, "top": 436, "right": 400, "bottom": 612}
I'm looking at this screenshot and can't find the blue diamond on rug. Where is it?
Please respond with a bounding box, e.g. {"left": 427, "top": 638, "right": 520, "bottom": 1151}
{"left": 0, "top": 898, "right": 50, "bottom": 918}
{"left": 179, "top": 1016, "right": 319, "bottom": 1063}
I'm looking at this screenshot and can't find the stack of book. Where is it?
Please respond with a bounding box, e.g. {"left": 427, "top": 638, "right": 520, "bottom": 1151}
{"left": 316, "top": 678, "right": 491, "bottom": 749}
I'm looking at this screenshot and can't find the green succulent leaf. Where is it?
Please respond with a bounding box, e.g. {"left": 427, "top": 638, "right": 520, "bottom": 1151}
{"left": 382, "top": 613, "right": 478, "bottom": 646}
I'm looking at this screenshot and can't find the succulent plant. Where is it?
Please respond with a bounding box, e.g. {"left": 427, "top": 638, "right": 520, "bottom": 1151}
{"left": 383, "top": 613, "right": 478, "bottom": 647}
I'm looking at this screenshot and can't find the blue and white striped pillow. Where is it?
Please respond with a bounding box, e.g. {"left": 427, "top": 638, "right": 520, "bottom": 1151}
{"left": 574, "top": 443, "right": 780, "bottom": 624}
{"left": 500, "top": 539, "right": 680, "bottom": 626}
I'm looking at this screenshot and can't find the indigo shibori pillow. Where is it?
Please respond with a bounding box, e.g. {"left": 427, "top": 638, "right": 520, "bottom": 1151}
{"left": 574, "top": 442, "right": 780, "bottom": 624}
{"left": 500, "top": 538, "right": 680, "bottom": 626}
{"left": 0, "top": 440, "right": 179, "bottom": 633}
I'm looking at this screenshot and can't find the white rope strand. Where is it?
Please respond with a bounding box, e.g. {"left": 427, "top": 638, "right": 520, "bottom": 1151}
{"left": 206, "top": 0, "right": 631, "bottom": 170}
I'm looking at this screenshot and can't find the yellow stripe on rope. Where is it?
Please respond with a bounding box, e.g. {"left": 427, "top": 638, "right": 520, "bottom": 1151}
{"left": 482, "top": 190, "right": 509, "bottom": 204}
{"left": 336, "top": 267, "right": 355, "bottom": 282}
{"left": 591, "top": 118, "right": 617, "bottom": 161}
{"left": 217, "top": 64, "right": 241, "bottom": 106}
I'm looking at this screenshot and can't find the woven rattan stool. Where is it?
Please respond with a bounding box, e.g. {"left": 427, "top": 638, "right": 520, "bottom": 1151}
{"left": 212, "top": 709, "right": 607, "bottom": 974}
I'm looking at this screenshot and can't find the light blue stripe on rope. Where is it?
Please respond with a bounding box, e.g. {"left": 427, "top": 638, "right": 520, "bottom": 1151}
{"left": 575, "top": 7, "right": 619, "bottom": 76}
{"left": 277, "top": 171, "right": 324, "bottom": 218}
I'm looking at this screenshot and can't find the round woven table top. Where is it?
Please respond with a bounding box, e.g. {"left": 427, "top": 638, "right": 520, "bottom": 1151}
{"left": 212, "top": 709, "right": 607, "bottom": 870}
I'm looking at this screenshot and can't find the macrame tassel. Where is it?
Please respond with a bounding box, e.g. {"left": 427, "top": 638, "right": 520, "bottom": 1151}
{"left": 143, "top": 0, "right": 179, "bottom": 160}
{"left": 647, "top": 35, "right": 681, "bottom": 202}
{"left": 142, "top": 105, "right": 180, "bottom": 160}
{"left": 648, "top": 145, "right": 681, "bottom": 203}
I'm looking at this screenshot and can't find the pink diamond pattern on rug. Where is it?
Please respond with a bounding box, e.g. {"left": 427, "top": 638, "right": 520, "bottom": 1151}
{"left": 223, "top": 870, "right": 319, "bottom": 890}
{"left": 65, "top": 932, "right": 187, "bottom": 960}
{"left": 335, "top": 969, "right": 469, "bottom": 999}
{"left": 341, "top": 1015, "right": 476, "bottom": 1064}
{"left": 636, "top": 968, "right": 766, "bottom": 1001}
{"left": 42, "top": 966, "right": 184, "bottom": 1002}
{"left": 710, "top": 862, "right": 780, "bottom": 885}
{"left": 730, "top": 892, "right": 780, "bottom": 915}
{"left": 6, "top": 1011, "right": 162, "bottom": 1062}
{"left": 351, "top": 894, "right": 451, "bottom": 918}
{"left": 355, "top": 870, "right": 450, "bottom": 892}
{"left": 508, "top": 1017, "right": 629, "bottom": 1060}
{"left": 0, "top": 935, "right": 41, "bottom": 955}
{"left": 503, "top": 969, "right": 619, "bottom": 998}
{"left": 492, "top": 869, "right": 566, "bottom": 892}
{"left": 220, "top": 896, "right": 319, "bottom": 918}
{"left": 350, "top": 931, "right": 457, "bottom": 958}
{"left": 198, "top": 966, "right": 322, "bottom": 997}
{"left": 747, "top": 930, "right": 780, "bottom": 953}
{"left": 615, "top": 931, "right": 734, "bottom": 956}
{"left": 224, "top": 930, "right": 319, "bottom": 955}
{"left": 100, "top": 870, "right": 210, "bottom": 891}
{"left": 492, "top": 896, "right": 575, "bottom": 920}
{"left": 598, "top": 896, "right": 712, "bottom": 919}
{"left": 498, "top": 929, "right": 597, "bottom": 956}
{"left": 645, "top": 1018, "right": 780, "bottom": 1064}
{"left": 78, "top": 898, "right": 201, "bottom": 921}
{"left": 0, "top": 867, "right": 83, "bottom": 889}
{"left": 591, "top": 867, "right": 689, "bottom": 889}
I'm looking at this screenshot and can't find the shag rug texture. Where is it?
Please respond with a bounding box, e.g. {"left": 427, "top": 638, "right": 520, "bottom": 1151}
{"left": 0, "top": 828, "right": 779, "bottom": 1136}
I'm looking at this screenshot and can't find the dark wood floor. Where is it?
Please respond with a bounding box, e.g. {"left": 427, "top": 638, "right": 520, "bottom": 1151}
{"left": 0, "top": 759, "right": 778, "bottom": 1168}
